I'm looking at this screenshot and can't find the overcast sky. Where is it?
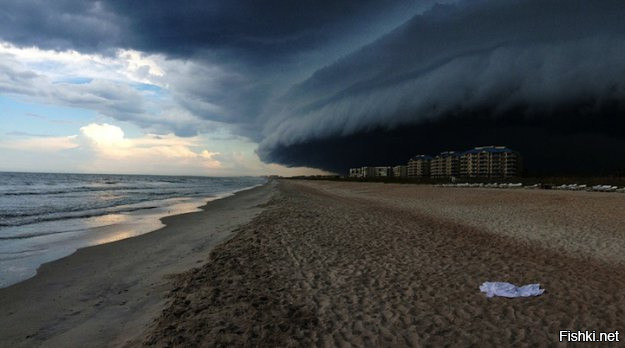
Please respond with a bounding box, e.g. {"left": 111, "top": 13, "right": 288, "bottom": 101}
{"left": 2, "top": 0, "right": 625, "bottom": 175}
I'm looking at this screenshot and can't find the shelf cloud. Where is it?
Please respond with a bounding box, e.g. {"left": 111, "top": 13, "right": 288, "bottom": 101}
{"left": 3, "top": 0, "right": 625, "bottom": 174}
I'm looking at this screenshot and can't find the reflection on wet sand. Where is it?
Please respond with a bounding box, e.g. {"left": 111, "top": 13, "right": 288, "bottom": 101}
{"left": 0, "top": 196, "right": 209, "bottom": 288}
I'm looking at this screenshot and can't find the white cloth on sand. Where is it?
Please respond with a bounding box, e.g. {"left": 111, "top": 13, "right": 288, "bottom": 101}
{"left": 480, "top": 282, "right": 545, "bottom": 298}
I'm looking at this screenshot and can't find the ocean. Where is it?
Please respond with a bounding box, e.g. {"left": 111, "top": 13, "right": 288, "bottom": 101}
{"left": 0, "top": 172, "right": 266, "bottom": 288}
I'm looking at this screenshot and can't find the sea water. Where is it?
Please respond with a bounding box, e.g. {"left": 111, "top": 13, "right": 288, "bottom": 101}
{"left": 0, "top": 172, "right": 266, "bottom": 288}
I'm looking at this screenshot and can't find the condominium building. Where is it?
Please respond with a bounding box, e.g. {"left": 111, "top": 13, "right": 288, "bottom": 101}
{"left": 349, "top": 166, "right": 392, "bottom": 178}
{"left": 407, "top": 155, "right": 432, "bottom": 177}
{"left": 372, "top": 166, "right": 391, "bottom": 177}
{"left": 393, "top": 165, "right": 408, "bottom": 178}
{"left": 349, "top": 146, "right": 521, "bottom": 179}
{"left": 349, "top": 168, "right": 362, "bottom": 178}
{"left": 360, "top": 167, "right": 375, "bottom": 178}
{"left": 459, "top": 146, "right": 521, "bottom": 178}
{"left": 430, "top": 151, "right": 459, "bottom": 178}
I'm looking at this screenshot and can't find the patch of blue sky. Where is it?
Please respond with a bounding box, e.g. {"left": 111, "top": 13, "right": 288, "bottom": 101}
{"left": 0, "top": 95, "right": 95, "bottom": 136}
{"left": 134, "top": 83, "right": 167, "bottom": 103}
{"left": 53, "top": 77, "right": 93, "bottom": 85}
{"left": 134, "top": 83, "right": 168, "bottom": 115}
{"left": 134, "top": 83, "right": 163, "bottom": 92}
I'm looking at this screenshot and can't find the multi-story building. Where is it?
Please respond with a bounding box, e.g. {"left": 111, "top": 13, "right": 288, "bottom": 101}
{"left": 349, "top": 168, "right": 362, "bottom": 178}
{"left": 459, "top": 146, "right": 521, "bottom": 178}
{"left": 393, "top": 165, "right": 408, "bottom": 178}
{"left": 350, "top": 166, "right": 391, "bottom": 178}
{"left": 430, "top": 151, "right": 459, "bottom": 178}
{"left": 407, "top": 155, "right": 432, "bottom": 177}
{"left": 372, "top": 166, "right": 391, "bottom": 177}
{"left": 350, "top": 146, "right": 521, "bottom": 179}
{"left": 360, "top": 167, "right": 375, "bottom": 178}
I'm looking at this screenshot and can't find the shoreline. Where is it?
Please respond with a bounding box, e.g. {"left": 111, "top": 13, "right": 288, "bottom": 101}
{"left": 0, "top": 181, "right": 274, "bottom": 347}
{"left": 0, "top": 182, "right": 266, "bottom": 289}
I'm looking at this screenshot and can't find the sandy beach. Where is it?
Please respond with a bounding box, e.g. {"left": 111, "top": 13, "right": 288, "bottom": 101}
{"left": 3, "top": 179, "right": 625, "bottom": 346}
{"left": 5, "top": 1, "right": 625, "bottom": 347}
{"left": 146, "top": 180, "right": 625, "bottom": 346}
{"left": 0, "top": 182, "right": 274, "bottom": 347}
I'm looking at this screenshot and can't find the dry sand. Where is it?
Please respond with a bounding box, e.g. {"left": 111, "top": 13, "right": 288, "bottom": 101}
{"left": 146, "top": 180, "right": 625, "bottom": 346}
{"left": 303, "top": 181, "right": 625, "bottom": 265}
{"left": 0, "top": 182, "right": 274, "bottom": 348}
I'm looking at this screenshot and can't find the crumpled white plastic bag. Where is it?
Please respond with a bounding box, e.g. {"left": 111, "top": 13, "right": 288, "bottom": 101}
{"left": 480, "top": 282, "right": 545, "bottom": 298}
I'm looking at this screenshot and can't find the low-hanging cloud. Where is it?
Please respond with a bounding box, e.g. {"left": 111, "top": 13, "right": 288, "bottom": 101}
{"left": 257, "top": 0, "right": 625, "bottom": 174}
{"left": 0, "top": 0, "right": 432, "bottom": 141}
{"left": 3, "top": 0, "right": 625, "bottom": 174}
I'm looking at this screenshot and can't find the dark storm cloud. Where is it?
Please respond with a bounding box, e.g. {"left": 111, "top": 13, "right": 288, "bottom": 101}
{"left": 106, "top": 0, "right": 420, "bottom": 61}
{"left": 0, "top": 0, "right": 421, "bottom": 60}
{"left": 0, "top": 1, "right": 121, "bottom": 52}
{"left": 0, "top": 0, "right": 429, "bottom": 146}
{"left": 265, "top": 106, "right": 625, "bottom": 176}
{"left": 0, "top": 0, "right": 433, "bottom": 138}
{"left": 3, "top": 0, "right": 625, "bottom": 174}
{"left": 257, "top": 0, "right": 625, "bottom": 174}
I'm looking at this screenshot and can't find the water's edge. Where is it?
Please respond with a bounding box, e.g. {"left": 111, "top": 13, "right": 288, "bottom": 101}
{"left": 0, "top": 182, "right": 267, "bottom": 288}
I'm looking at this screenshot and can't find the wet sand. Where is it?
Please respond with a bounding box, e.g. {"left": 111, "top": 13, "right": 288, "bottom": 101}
{"left": 0, "top": 182, "right": 274, "bottom": 347}
{"left": 146, "top": 180, "right": 625, "bottom": 346}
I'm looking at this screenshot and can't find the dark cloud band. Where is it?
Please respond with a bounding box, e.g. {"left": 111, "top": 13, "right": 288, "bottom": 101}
{"left": 258, "top": 0, "right": 625, "bottom": 174}
{"left": 3, "top": 0, "right": 625, "bottom": 174}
